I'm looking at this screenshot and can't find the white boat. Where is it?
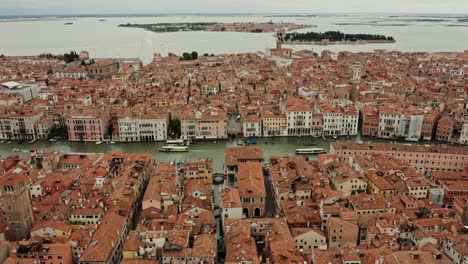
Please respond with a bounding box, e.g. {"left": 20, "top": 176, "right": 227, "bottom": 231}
{"left": 110, "top": 141, "right": 116, "bottom": 144}
{"left": 95, "top": 141, "right": 104, "bottom": 145}
{"left": 6, "top": 141, "right": 12, "bottom": 144}
{"left": 295, "top": 148, "right": 326, "bottom": 155}
{"left": 166, "top": 139, "right": 189, "bottom": 146}
{"left": 159, "top": 146, "right": 189, "bottom": 152}
{"left": 332, "top": 135, "right": 338, "bottom": 139}
{"left": 28, "top": 139, "right": 38, "bottom": 144}
{"left": 49, "top": 138, "right": 58, "bottom": 142}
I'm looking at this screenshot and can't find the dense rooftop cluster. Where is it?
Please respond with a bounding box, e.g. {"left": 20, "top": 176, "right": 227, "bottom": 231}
{"left": 0, "top": 141, "right": 465, "bottom": 263}
{"left": 0, "top": 47, "right": 466, "bottom": 145}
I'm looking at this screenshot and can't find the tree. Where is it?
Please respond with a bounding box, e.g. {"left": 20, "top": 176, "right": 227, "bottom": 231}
{"left": 169, "top": 119, "right": 181, "bottom": 138}
{"left": 191, "top": 51, "right": 198, "bottom": 60}
{"left": 63, "top": 51, "right": 79, "bottom": 63}
{"left": 107, "top": 123, "right": 115, "bottom": 138}
{"left": 416, "top": 207, "right": 431, "bottom": 218}
{"left": 48, "top": 126, "right": 68, "bottom": 140}
{"left": 47, "top": 68, "right": 53, "bottom": 74}
{"left": 182, "top": 52, "right": 193, "bottom": 60}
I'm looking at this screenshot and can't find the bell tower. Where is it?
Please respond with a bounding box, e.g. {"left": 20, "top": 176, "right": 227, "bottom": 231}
{"left": 0, "top": 172, "right": 34, "bottom": 241}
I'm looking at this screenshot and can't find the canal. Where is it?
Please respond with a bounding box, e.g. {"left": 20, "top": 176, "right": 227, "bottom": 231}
{"left": 0, "top": 135, "right": 439, "bottom": 173}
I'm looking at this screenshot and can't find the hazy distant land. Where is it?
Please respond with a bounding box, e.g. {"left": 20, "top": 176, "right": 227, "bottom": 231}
{"left": 118, "top": 22, "right": 313, "bottom": 33}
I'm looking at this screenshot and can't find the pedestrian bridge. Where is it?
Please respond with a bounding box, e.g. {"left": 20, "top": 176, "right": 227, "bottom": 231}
{"left": 213, "top": 173, "right": 226, "bottom": 185}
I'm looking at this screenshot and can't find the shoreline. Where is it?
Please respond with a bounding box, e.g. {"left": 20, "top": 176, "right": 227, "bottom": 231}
{"left": 281, "top": 39, "right": 397, "bottom": 45}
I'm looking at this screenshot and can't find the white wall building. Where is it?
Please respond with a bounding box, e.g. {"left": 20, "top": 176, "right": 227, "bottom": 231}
{"left": 242, "top": 114, "right": 262, "bottom": 137}
{"left": 378, "top": 111, "right": 403, "bottom": 139}
{"left": 459, "top": 123, "right": 468, "bottom": 145}
{"left": 118, "top": 116, "right": 167, "bottom": 142}
{"left": 284, "top": 104, "right": 313, "bottom": 136}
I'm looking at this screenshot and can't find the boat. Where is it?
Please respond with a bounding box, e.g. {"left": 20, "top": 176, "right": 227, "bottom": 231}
{"left": 64, "top": 22, "right": 74, "bottom": 25}
{"left": 321, "top": 135, "right": 327, "bottom": 141}
{"left": 166, "top": 139, "right": 189, "bottom": 146}
{"left": 110, "top": 141, "right": 116, "bottom": 144}
{"left": 0, "top": 140, "right": 5, "bottom": 144}
{"left": 5, "top": 141, "right": 11, "bottom": 144}
{"left": 295, "top": 148, "right": 326, "bottom": 155}
{"left": 49, "top": 138, "right": 58, "bottom": 142}
{"left": 159, "top": 146, "right": 189, "bottom": 152}
{"left": 332, "top": 135, "right": 338, "bottom": 139}
{"left": 250, "top": 138, "right": 257, "bottom": 145}
{"left": 28, "top": 139, "right": 38, "bottom": 144}
{"left": 95, "top": 141, "right": 104, "bottom": 145}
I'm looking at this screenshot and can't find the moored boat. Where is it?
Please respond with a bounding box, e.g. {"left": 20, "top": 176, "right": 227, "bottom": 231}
{"left": 295, "top": 148, "right": 326, "bottom": 155}
{"left": 159, "top": 146, "right": 189, "bottom": 152}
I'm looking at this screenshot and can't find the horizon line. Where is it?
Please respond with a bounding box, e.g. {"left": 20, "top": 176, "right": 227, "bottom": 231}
{"left": 1, "top": 12, "right": 468, "bottom": 18}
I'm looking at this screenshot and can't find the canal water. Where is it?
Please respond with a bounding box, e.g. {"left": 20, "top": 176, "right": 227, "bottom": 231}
{"left": 0, "top": 135, "right": 437, "bottom": 173}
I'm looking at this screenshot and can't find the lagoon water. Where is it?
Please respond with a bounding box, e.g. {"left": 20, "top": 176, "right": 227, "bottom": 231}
{"left": 0, "top": 14, "right": 467, "bottom": 63}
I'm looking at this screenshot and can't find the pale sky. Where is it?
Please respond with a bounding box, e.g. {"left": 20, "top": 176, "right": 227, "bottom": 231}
{"left": 0, "top": 0, "right": 467, "bottom": 15}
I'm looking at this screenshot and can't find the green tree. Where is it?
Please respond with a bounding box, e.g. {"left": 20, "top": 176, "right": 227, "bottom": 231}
{"left": 191, "top": 51, "right": 198, "bottom": 60}
{"left": 107, "top": 123, "right": 115, "bottom": 138}
{"left": 47, "top": 68, "right": 53, "bottom": 74}
{"left": 48, "top": 126, "right": 68, "bottom": 139}
{"left": 182, "top": 52, "right": 193, "bottom": 60}
{"left": 169, "top": 119, "right": 181, "bottom": 138}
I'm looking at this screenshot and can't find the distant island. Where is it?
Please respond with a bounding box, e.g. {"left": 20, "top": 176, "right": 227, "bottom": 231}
{"left": 277, "top": 30, "right": 395, "bottom": 45}
{"left": 118, "top": 22, "right": 310, "bottom": 33}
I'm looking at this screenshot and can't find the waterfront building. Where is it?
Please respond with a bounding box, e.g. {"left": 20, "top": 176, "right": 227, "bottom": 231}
{"left": 421, "top": 111, "right": 440, "bottom": 141}
{"left": 0, "top": 105, "right": 46, "bottom": 141}
{"left": 282, "top": 97, "right": 313, "bottom": 136}
{"left": 261, "top": 111, "right": 287, "bottom": 137}
{"left": 242, "top": 114, "right": 262, "bottom": 137}
{"left": 67, "top": 107, "right": 109, "bottom": 142}
{"left": 117, "top": 111, "right": 167, "bottom": 142}
{"left": 331, "top": 142, "right": 468, "bottom": 174}
{"left": 182, "top": 158, "right": 213, "bottom": 181}
{"left": 436, "top": 116, "right": 455, "bottom": 142}
{"left": 180, "top": 106, "right": 227, "bottom": 141}
{"left": 459, "top": 122, "right": 468, "bottom": 145}
{"left": 377, "top": 106, "right": 403, "bottom": 139}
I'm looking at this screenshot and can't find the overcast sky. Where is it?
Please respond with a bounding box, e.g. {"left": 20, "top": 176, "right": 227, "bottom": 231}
{"left": 1, "top": 0, "right": 467, "bottom": 15}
